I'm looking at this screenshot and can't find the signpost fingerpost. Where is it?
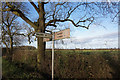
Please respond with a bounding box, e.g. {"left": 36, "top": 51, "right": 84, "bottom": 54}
{"left": 36, "top": 28, "right": 70, "bottom": 80}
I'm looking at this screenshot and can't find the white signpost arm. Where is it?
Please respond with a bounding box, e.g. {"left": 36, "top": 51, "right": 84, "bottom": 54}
{"left": 52, "top": 32, "right": 54, "bottom": 80}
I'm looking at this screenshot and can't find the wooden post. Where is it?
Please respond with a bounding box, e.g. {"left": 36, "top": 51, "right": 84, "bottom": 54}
{"left": 52, "top": 32, "right": 54, "bottom": 80}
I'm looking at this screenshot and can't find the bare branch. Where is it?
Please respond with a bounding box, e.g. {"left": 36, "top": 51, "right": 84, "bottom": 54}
{"left": 52, "top": 2, "right": 66, "bottom": 20}
{"left": 2, "top": 20, "right": 8, "bottom": 26}
{"left": 112, "top": 10, "right": 120, "bottom": 22}
{"left": 45, "top": 14, "right": 53, "bottom": 19}
{"left": 55, "top": 2, "right": 66, "bottom": 7}
{"left": 5, "top": 2, "right": 38, "bottom": 30}
{"left": 76, "top": 14, "right": 87, "bottom": 25}
{"left": 28, "top": 0, "right": 39, "bottom": 14}
{"left": 67, "top": 3, "right": 82, "bottom": 19}
{"left": 44, "top": 2, "right": 49, "bottom": 4}
{"left": 45, "top": 29, "right": 52, "bottom": 33}
{"left": 2, "top": 8, "right": 11, "bottom": 12}
{"left": 45, "top": 17, "right": 94, "bottom": 29}
{"left": 13, "top": 33, "right": 26, "bottom": 36}
{"left": 9, "top": 15, "right": 16, "bottom": 26}
{"left": 46, "top": 23, "right": 57, "bottom": 27}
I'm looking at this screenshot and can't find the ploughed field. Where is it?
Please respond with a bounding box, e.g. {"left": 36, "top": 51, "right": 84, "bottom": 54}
{"left": 2, "top": 49, "right": 120, "bottom": 79}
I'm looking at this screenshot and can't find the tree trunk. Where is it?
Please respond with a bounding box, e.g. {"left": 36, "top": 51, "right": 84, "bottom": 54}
{"left": 37, "top": 37, "right": 45, "bottom": 71}
{"left": 2, "top": 41, "right": 9, "bottom": 54}
{"left": 8, "top": 36, "right": 13, "bottom": 61}
{"left": 10, "top": 36, "right": 13, "bottom": 53}
{"left": 37, "top": 2, "right": 46, "bottom": 72}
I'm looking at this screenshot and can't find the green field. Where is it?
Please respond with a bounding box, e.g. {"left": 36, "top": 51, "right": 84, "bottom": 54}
{"left": 2, "top": 49, "right": 120, "bottom": 79}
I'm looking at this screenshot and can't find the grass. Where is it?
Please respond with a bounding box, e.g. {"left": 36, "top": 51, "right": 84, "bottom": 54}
{"left": 2, "top": 58, "right": 44, "bottom": 79}
{"left": 0, "top": 57, "right": 2, "bottom": 79}
{"left": 2, "top": 49, "right": 120, "bottom": 79}
{"left": 45, "top": 49, "right": 120, "bottom": 78}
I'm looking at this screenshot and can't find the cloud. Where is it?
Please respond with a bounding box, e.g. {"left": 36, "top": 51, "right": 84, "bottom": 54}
{"left": 72, "top": 31, "right": 118, "bottom": 44}
{"left": 55, "top": 31, "right": 118, "bottom": 49}
{"left": 100, "top": 32, "right": 118, "bottom": 38}
{"left": 44, "top": 31, "right": 118, "bottom": 49}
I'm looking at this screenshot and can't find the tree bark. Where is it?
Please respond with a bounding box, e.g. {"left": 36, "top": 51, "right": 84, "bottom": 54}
{"left": 37, "top": 2, "right": 46, "bottom": 72}
{"left": 37, "top": 37, "right": 45, "bottom": 71}
{"left": 10, "top": 36, "right": 13, "bottom": 52}
{"left": 8, "top": 36, "right": 13, "bottom": 61}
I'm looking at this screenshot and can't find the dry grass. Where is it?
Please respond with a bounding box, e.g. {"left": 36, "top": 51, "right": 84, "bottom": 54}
{"left": 6, "top": 49, "right": 120, "bottom": 79}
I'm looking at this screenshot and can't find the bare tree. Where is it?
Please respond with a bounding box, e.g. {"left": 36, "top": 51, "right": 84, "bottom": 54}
{"left": 1, "top": 11, "right": 26, "bottom": 59}
{"left": 1, "top": 2, "right": 30, "bottom": 60}
{"left": 3, "top": 1, "right": 119, "bottom": 71}
{"left": 22, "top": 23, "right": 36, "bottom": 44}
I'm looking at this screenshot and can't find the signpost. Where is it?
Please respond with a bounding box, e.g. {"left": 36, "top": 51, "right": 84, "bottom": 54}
{"left": 52, "top": 32, "right": 54, "bottom": 80}
{"left": 36, "top": 32, "right": 52, "bottom": 38}
{"left": 54, "top": 28, "right": 70, "bottom": 40}
{"left": 35, "top": 28, "right": 70, "bottom": 80}
{"left": 43, "top": 38, "right": 51, "bottom": 42}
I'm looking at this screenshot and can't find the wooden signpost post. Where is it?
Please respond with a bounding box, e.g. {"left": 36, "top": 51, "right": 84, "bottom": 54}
{"left": 36, "top": 28, "right": 70, "bottom": 80}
